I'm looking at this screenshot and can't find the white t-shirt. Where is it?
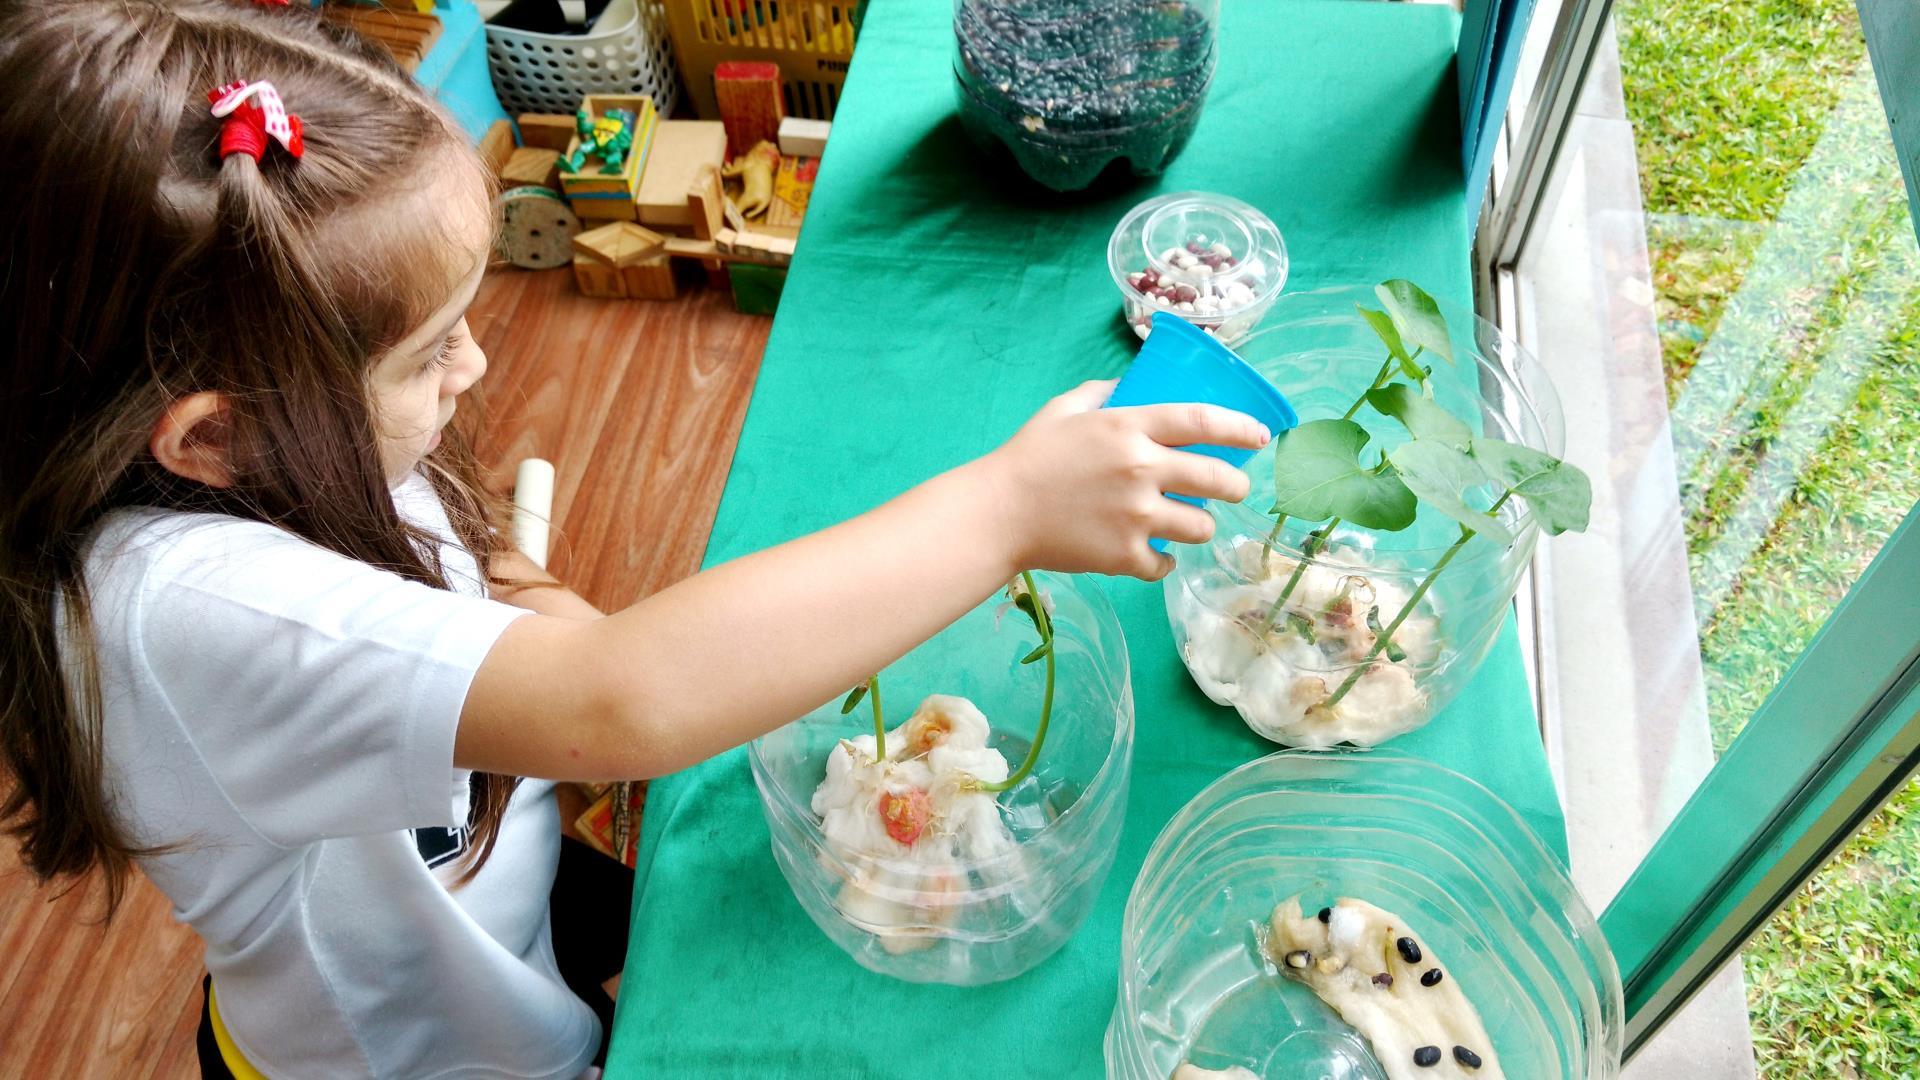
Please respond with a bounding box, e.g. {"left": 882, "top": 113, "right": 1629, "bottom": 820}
{"left": 73, "top": 473, "right": 599, "bottom": 1079}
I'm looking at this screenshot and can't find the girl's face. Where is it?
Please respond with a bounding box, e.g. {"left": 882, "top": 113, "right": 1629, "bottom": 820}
{"left": 369, "top": 259, "right": 488, "bottom": 483}
{"left": 367, "top": 163, "right": 493, "bottom": 485}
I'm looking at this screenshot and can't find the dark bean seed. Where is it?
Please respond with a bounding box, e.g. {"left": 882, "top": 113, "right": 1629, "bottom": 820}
{"left": 1453, "top": 1046, "right": 1483, "bottom": 1069}
{"left": 1396, "top": 936, "right": 1422, "bottom": 964}
{"left": 1317, "top": 907, "right": 1332, "bottom": 924}
{"left": 1413, "top": 1046, "right": 1441, "bottom": 1067}
{"left": 1421, "top": 967, "right": 1444, "bottom": 987}
{"left": 1371, "top": 972, "right": 1393, "bottom": 989}
{"left": 1284, "top": 950, "right": 1311, "bottom": 969}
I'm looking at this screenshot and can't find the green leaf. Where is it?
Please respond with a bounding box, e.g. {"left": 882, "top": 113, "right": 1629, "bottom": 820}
{"left": 1366, "top": 384, "right": 1474, "bottom": 450}
{"left": 1020, "top": 642, "right": 1050, "bottom": 665}
{"left": 1286, "top": 611, "right": 1316, "bottom": 645}
{"left": 1366, "top": 605, "right": 1406, "bottom": 663}
{"left": 1376, "top": 280, "right": 1455, "bottom": 366}
{"left": 1471, "top": 438, "right": 1593, "bottom": 535}
{"left": 840, "top": 683, "right": 868, "bottom": 714}
{"left": 1268, "top": 419, "right": 1418, "bottom": 531}
{"left": 1385, "top": 438, "right": 1516, "bottom": 546}
{"left": 1355, "top": 305, "right": 1410, "bottom": 363}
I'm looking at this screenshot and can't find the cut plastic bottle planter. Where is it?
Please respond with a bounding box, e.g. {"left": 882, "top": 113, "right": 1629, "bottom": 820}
{"left": 749, "top": 571, "right": 1132, "bottom": 984}
{"left": 1165, "top": 286, "right": 1569, "bottom": 749}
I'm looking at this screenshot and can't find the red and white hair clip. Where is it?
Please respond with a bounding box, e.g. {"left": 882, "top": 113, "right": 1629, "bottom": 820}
{"left": 207, "top": 80, "right": 304, "bottom": 162}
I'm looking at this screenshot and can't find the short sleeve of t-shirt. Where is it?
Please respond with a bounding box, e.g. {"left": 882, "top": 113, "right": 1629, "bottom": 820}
{"left": 99, "top": 511, "right": 529, "bottom": 849}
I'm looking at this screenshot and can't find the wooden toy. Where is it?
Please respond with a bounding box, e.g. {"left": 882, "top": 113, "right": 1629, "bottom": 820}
{"left": 501, "top": 146, "right": 562, "bottom": 190}
{"left": 716, "top": 227, "right": 795, "bottom": 265}
{"left": 575, "top": 782, "right": 646, "bottom": 868}
{"left": 721, "top": 140, "right": 780, "bottom": 219}
{"left": 478, "top": 119, "right": 516, "bottom": 179}
{"left": 621, "top": 254, "right": 678, "bottom": 300}
{"left": 635, "top": 120, "right": 728, "bottom": 231}
{"left": 496, "top": 186, "right": 580, "bottom": 269}
{"left": 776, "top": 116, "right": 830, "bottom": 158}
{"left": 686, "top": 165, "right": 727, "bottom": 242}
{"left": 759, "top": 153, "right": 816, "bottom": 239}
{"left": 662, "top": 235, "right": 786, "bottom": 269}
{"left": 563, "top": 107, "right": 636, "bottom": 174}
{"left": 713, "top": 60, "right": 784, "bottom": 158}
{"left": 558, "top": 94, "right": 659, "bottom": 222}
{"left": 321, "top": 2, "right": 440, "bottom": 72}
{"left": 517, "top": 112, "right": 577, "bottom": 153}
{"left": 571, "top": 221, "right": 676, "bottom": 300}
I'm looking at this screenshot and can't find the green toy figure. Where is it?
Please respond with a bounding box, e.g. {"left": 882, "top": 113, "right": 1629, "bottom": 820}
{"left": 564, "top": 107, "right": 635, "bottom": 174}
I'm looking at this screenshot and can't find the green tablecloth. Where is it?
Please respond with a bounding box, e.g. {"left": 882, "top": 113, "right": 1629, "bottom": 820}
{"left": 609, "top": 1, "right": 1564, "bottom": 1074}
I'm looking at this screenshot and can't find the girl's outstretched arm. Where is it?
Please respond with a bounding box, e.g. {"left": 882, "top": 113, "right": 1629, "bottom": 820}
{"left": 456, "top": 382, "right": 1266, "bottom": 781}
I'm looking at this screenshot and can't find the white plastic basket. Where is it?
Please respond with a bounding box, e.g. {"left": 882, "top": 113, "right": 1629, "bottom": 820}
{"left": 485, "top": 0, "right": 680, "bottom": 117}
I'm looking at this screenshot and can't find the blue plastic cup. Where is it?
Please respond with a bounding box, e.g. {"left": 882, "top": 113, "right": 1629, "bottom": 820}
{"left": 1104, "top": 311, "right": 1299, "bottom": 551}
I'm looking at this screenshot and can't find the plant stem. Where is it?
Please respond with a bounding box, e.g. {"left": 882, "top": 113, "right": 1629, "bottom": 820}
{"left": 1258, "top": 519, "right": 1340, "bottom": 635}
{"left": 1337, "top": 347, "right": 1421, "bottom": 422}
{"left": 1260, "top": 513, "right": 1290, "bottom": 573}
{"left": 1321, "top": 490, "right": 1511, "bottom": 709}
{"left": 1264, "top": 346, "right": 1421, "bottom": 572}
{"left": 978, "top": 571, "right": 1054, "bottom": 794}
{"left": 868, "top": 675, "right": 885, "bottom": 759}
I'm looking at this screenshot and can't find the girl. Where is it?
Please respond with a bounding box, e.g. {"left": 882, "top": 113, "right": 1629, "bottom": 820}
{"left": 0, "top": 2, "right": 1266, "bottom": 1077}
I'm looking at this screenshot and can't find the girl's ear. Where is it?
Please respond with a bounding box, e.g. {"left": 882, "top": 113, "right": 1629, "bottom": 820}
{"left": 150, "top": 391, "right": 235, "bottom": 489}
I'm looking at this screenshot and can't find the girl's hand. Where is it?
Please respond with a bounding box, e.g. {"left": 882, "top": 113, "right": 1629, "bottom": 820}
{"left": 978, "top": 380, "right": 1270, "bottom": 581}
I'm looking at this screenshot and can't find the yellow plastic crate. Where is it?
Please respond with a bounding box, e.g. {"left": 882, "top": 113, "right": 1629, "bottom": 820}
{"left": 664, "top": 0, "right": 859, "bottom": 122}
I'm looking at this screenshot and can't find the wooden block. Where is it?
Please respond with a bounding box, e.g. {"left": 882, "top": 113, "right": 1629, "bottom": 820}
{"left": 619, "top": 254, "right": 677, "bottom": 301}
{"left": 496, "top": 186, "right": 580, "bottom": 269}
{"left": 763, "top": 154, "right": 815, "bottom": 235}
{"left": 571, "top": 257, "right": 626, "bottom": 299}
{"left": 322, "top": 3, "right": 439, "bottom": 69}
{"left": 635, "top": 121, "right": 727, "bottom": 229}
{"left": 714, "top": 227, "right": 740, "bottom": 254}
{"left": 662, "top": 233, "right": 787, "bottom": 269}
{"left": 518, "top": 113, "right": 577, "bottom": 153}
{"left": 776, "top": 117, "right": 830, "bottom": 158}
{"left": 665, "top": 235, "right": 718, "bottom": 259}
{"left": 502, "top": 146, "right": 561, "bottom": 190}
{"left": 687, "top": 165, "right": 726, "bottom": 242}
{"left": 735, "top": 231, "right": 796, "bottom": 258}
{"left": 478, "top": 120, "right": 515, "bottom": 179}
{"left": 714, "top": 60, "right": 783, "bottom": 158}
{"left": 571, "top": 221, "right": 666, "bottom": 267}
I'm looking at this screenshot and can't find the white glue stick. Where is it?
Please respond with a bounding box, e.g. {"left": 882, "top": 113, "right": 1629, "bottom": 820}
{"left": 512, "top": 458, "right": 556, "bottom": 570}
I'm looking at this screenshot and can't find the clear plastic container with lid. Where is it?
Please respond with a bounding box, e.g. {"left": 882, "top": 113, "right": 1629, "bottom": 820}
{"left": 952, "top": 0, "right": 1218, "bottom": 192}
{"left": 1108, "top": 191, "right": 1288, "bottom": 347}
{"left": 1104, "top": 752, "right": 1622, "bottom": 1079}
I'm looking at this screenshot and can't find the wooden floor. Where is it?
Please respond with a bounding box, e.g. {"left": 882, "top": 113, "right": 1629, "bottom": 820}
{"left": 0, "top": 269, "right": 770, "bottom": 1078}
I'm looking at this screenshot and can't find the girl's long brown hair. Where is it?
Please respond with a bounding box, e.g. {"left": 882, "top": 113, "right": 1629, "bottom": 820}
{"left": 1, "top": 0, "right": 519, "bottom": 914}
